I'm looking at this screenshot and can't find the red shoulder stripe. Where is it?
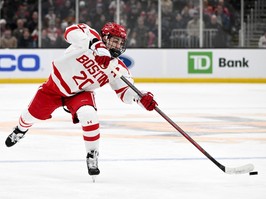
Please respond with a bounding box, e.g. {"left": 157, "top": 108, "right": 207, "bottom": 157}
{"left": 64, "top": 26, "right": 79, "bottom": 41}
{"left": 89, "top": 29, "right": 101, "bottom": 40}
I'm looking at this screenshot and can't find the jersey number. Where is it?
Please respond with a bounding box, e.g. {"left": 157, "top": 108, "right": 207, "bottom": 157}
{"left": 72, "top": 71, "right": 94, "bottom": 90}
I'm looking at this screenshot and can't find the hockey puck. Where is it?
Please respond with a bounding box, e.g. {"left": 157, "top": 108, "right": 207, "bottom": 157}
{"left": 249, "top": 171, "right": 258, "bottom": 175}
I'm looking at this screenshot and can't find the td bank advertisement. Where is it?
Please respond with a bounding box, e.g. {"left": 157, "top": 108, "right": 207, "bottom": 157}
{"left": 0, "top": 49, "right": 266, "bottom": 82}
{"left": 187, "top": 51, "right": 253, "bottom": 77}
{"left": 127, "top": 49, "right": 266, "bottom": 79}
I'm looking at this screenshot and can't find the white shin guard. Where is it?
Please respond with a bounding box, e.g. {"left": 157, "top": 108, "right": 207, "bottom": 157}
{"left": 76, "top": 105, "right": 100, "bottom": 153}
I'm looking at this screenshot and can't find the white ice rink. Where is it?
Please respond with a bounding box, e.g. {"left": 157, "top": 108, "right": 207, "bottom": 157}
{"left": 0, "top": 83, "right": 266, "bottom": 199}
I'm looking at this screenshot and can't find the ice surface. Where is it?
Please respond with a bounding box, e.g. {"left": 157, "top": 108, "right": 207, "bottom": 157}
{"left": 0, "top": 83, "right": 265, "bottom": 199}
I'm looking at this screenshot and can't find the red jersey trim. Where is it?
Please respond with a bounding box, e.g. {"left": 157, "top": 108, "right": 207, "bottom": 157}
{"left": 45, "top": 76, "right": 67, "bottom": 97}
{"left": 52, "top": 62, "right": 73, "bottom": 95}
{"left": 115, "top": 86, "right": 128, "bottom": 102}
{"left": 64, "top": 26, "right": 79, "bottom": 41}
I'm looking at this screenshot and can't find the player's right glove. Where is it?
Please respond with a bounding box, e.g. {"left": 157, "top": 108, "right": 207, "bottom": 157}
{"left": 91, "top": 40, "right": 111, "bottom": 69}
{"left": 140, "top": 92, "right": 158, "bottom": 111}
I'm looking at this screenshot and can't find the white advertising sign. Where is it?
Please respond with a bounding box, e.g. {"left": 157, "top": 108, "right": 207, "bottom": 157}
{"left": 124, "top": 49, "right": 266, "bottom": 78}
{"left": 0, "top": 49, "right": 62, "bottom": 78}
{"left": 0, "top": 49, "right": 265, "bottom": 81}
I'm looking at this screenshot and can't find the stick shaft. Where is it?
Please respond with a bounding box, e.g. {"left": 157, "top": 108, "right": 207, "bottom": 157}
{"left": 154, "top": 106, "right": 225, "bottom": 171}
{"left": 118, "top": 73, "right": 226, "bottom": 172}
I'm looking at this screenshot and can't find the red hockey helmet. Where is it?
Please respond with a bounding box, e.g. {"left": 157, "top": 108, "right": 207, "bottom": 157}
{"left": 101, "top": 22, "right": 127, "bottom": 39}
{"left": 101, "top": 22, "right": 127, "bottom": 57}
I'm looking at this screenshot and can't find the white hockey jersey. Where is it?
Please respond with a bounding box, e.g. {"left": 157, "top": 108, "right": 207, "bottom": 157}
{"left": 51, "top": 23, "right": 138, "bottom": 104}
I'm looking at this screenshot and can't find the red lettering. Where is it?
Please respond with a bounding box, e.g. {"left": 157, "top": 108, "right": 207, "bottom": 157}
{"left": 72, "top": 71, "right": 94, "bottom": 90}
{"left": 83, "top": 59, "right": 94, "bottom": 69}
{"left": 93, "top": 70, "right": 104, "bottom": 79}
{"left": 88, "top": 65, "right": 99, "bottom": 74}
{"left": 98, "top": 74, "right": 109, "bottom": 86}
{"left": 76, "top": 54, "right": 109, "bottom": 87}
{"left": 76, "top": 55, "right": 89, "bottom": 64}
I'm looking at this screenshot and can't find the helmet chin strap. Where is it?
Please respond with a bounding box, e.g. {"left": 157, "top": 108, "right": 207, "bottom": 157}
{"left": 109, "top": 48, "right": 121, "bottom": 58}
{"left": 102, "top": 36, "right": 125, "bottom": 58}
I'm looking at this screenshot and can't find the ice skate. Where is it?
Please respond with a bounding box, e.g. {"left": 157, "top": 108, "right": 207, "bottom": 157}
{"left": 86, "top": 150, "right": 100, "bottom": 182}
{"left": 5, "top": 126, "right": 28, "bottom": 147}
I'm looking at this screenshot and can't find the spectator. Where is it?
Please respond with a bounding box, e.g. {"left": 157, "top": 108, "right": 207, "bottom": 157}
{"left": 186, "top": 10, "right": 203, "bottom": 47}
{"left": 161, "top": 0, "right": 174, "bottom": 47}
{"left": 41, "top": 29, "right": 51, "bottom": 48}
{"left": 0, "top": 29, "right": 18, "bottom": 48}
{"left": 258, "top": 30, "right": 266, "bottom": 48}
{"left": 31, "top": 28, "right": 38, "bottom": 47}
{"left": 27, "top": 11, "right": 39, "bottom": 47}
{"left": 181, "top": 5, "right": 192, "bottom": 26}
{"left": 147, "top": 31, "right": 156, "bottom": 47}
{"left": 208, "top": 14, "right": 226, "bottom": 47}
{"left": 58, "top": 0, "right": 74, "bottom": 23}
{"left": 133, "top": 16, "right": 149, "bottom": 47}
{"left": 13, "top": 19, "right": 25, "bottom": 41}
{"left": 44, "top": 7, "right": 56, "bottom": 29}
{"left": 79, "top": 1, "right": 89, "bottom": 23}
{"left": 14, "top": 3, "right": 30, "bottom": 24}
{"left": 108, "top": 0, "right": 127, "bottom": 26}
{"left": 215, "top": 4, "right": 231, "bottom": 45}
{"left": 170, "top": 13, "right": 187, "bottom": 47}
{"left": 17, "top": 28, "right": 34, "bottom": 48}
{"left": 203, "top": 0, "right": 214, "bottom": 27}
{"left": 186, "top": 1, "right": 197, "bottom": 18}
{"left": 217, "top": 0, "right": 231, "bottom": 18}
{"left": 161, "top": 0, "right": 173, "bottom": 14}
{"left": 146, "top": 8, "right": 157, "bottom": 33}
{"left": 126, "top": 0, "right": 142, "bottom": 31}
{"left": 128, "top": 30, "right": 137, "bottom": 47}
{"left": 44, "top": 20, "right": 62, "bottom": 48}
{"left": 0, "top": 19, "right": 7, "bottom": 36}
{"left": 27, "top": 11, "right": 38, "bottom": 33}
{"left": 171, "top": 12, "right": 187, "bottom": 29}
{"left": 92, "top": 3, "right": 106, "bottom": 32}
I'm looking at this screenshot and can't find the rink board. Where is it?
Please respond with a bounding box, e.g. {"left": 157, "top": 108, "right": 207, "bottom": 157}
{"left": 0, "top": 49, "right": 266, "bottom": 83}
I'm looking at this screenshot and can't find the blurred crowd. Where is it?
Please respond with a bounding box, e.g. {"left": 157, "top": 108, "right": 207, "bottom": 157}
{"left": 0, "top": 0, "right": 241, "bottom": 48}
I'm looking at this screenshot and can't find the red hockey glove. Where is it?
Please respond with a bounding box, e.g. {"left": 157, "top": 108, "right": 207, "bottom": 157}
{"left": 95, "top": 55, "right": 110, "bottom": 69}
{"left": 92, "top": 41, "right": 111, "bottom": 69}
{"left": 140, "top": 92, "right": 158, "bottom": 111}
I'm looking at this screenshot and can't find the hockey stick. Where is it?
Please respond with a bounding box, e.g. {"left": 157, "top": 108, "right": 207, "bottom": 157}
{"left": 111, "top": 66, "right": 254, "bottom": 175}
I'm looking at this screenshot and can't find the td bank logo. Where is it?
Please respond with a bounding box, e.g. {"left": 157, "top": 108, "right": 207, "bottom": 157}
{"left": 188, "top": 52, "right": 212, "bottom": 74}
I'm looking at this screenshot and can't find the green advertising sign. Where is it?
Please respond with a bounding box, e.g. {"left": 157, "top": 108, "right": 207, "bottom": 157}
{"left": 188, "top": 52, "right": 213, "bottom": 74}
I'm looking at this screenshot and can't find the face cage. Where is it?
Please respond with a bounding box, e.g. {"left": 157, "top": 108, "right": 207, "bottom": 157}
{"left": 105, "top": 36, "right": 127, "bottom": 58}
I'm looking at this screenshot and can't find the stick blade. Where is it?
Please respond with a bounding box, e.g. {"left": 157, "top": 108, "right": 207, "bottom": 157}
{"left": 225, "top": 163, "right": 254, "bottom": 174}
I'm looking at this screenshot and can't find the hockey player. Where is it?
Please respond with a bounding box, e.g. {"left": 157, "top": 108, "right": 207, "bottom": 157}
{"left": 5, "top": 22, "right": 157, "bottom": 179}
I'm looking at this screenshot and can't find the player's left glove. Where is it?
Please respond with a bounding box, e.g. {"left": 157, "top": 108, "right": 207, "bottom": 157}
{"left": 140, "top": 92, "right": 158, "bottom": 111}
{"left": 91, "top": 41, "right": 111, "bottom": 69}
